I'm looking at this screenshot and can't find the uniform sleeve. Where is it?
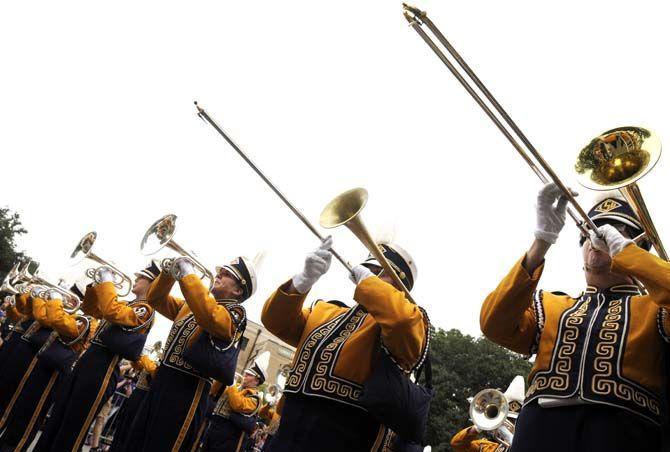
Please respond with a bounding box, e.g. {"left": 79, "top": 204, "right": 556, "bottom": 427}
{"left": 146, "top": 272, "right": 184, "bottom": 321}
{"left": 45, "top": 299, "right": 80, "bottom": 337}
{"left": 480, "top": 255, "right": 543, "bottom": 355}
{"left": 612, "top": 244, "right": 670, "bottom": 307}
{"left": 178, "top": 274, "right": 238, "bottom": 341}
{"left": 353, "top": 276, "right": 426, "bottom": 370}
{"left": 225, "top": 386, "right": 259, "bottom": 414}
{"left": 261, "top": 280, "right": 310, "bottom": 347}
{"left": 90, "top": 282, "right": 152, "bottom": 327}
{"left": 14, "top": 293, "right": 32, "bottom": 317}
{"left": 133, "top": 354, "right": 158, "bottom": 377}
{"left": 31, "top": 297, "right": 49, "bottom": 326}
{"left": 450, "top": 427, "right": 480, "bottom": 452}
{"left": 81, "top": 285, "right": 103, "bottom": 318}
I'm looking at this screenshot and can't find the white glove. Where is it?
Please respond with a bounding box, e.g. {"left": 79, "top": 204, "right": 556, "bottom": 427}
{"left": 94, "top": 266, "right": 116, "bottom": 284}
{"left": 588, "top": 224, "right": 633, "bottom": 256}
{"left": 46, "top": 289, "right": 62, "bottom": 300}
{"left": 292, "top": 237, "right": 333, "bottom": 294}
{"left": 172, "top": 257, "right": 196, "bottom": 280}
{"left": 349, "top": 264, "right": 374, "bottom": 285}
{"left": 535, "top": 183, "right": 577, "bottom": 244}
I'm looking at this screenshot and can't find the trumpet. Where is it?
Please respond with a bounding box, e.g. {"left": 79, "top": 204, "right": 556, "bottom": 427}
{"left": 0, "top": 262, "right": 22, "bottom": 294}
{"left": 70, "top": 232, "right": 134, "bottom": 296}
{"left": 320, "top": 188, "right": 415, "bottom": 303}
{"left": 140, "top": 214, "right": 214, "bottom": 290}
{"left": 469, "top": 388, "right": 514, "bottom": 447}
{"left": 14, "top": 262, "right": 81, "bottom": 313}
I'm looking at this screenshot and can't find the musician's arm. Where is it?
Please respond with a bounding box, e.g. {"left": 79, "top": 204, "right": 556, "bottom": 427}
{"left": 480, "top": 252, "right": 543, "bottom": 355}
{"left": 5, "top": 305, "right": 27, "bottom": 323}
{"left": 90, "top": 282, "right": 153, "bottom": 327}
{"left": 224, "top": 386, "right": 259, "bottom": 414}
{"left": 450, "top": 426, "right": 481, "bottom": 452}
{"left": 133, "top": 354, "right": 159, "bottom": 377}
{"left": 14, "top": 293, "right": 32, "bottom": 317}
{"left": 31, "top": 297, "right": 49, "bottom": 326}
{"left": 178, "top": 274, "right": 238, "bottom": 341}
{"left": 45, "top": 299, "right": 80, "bottom": 337}
{"left": 146, "top": 272, "right": 184, "bottom": 321}
{"left": 612, "top": 244, "right": 670, "bottom": 306}
{"left": 261, "top": 280, "right": 310, "bottom": 347}
{"left": 354, "top": 276, "right": 426, "bottom": 370}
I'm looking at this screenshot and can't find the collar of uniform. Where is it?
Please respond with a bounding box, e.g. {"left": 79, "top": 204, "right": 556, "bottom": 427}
{"left": 215, "top": 298, "right": 238, "bottom": 305}
{"left": 584, "top": 284, "right": 640, "bottom": 295}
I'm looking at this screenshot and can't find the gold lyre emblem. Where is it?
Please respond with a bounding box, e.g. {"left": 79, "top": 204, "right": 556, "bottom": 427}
{"left": 595, "top": 199, "right": 621, "bottom": 213}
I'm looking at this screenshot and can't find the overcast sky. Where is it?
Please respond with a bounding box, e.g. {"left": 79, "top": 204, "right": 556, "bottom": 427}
{"left": 2, "top": 0, "right": 669, "bottom": 346}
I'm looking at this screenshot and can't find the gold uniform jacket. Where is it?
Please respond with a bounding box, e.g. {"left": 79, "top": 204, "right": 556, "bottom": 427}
{"left": 481, "top": 244, "right": 670, "bottom": 425}
{"left": 262, "top": 276, "right": 429, "bottom": 410}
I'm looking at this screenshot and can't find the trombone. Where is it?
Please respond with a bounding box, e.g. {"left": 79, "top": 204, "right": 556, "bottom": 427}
{"left": 140, "top": 214, "right": 215, "bottom": 290}
{"left": 402, "top": 4, "right": 599, "bottom": 239}
{"left": 70, "top": 232, "right": 134, "bottom": 296}
{"left": 320, "top": 188, "right": 415, "bottom": 304}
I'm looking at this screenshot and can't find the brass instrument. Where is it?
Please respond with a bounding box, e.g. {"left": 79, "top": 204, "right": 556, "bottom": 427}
{"left": 402, "top": 4, "right": 602, "bottom": 239}
{"left": 320, "top": 188, "right": 415, "bottom": 303}
{"left": 14, "top": 261, "right": 81, "bottom": 313}
{"left": 0, "top": 262, "right": 22, "bottom": 294}
{"left": 469, "top": 388, "right": 514, "bottom": 447}
{"left": 140, "top": 214, "right": 215, "bottom": 290}
{"left": 575, "top": 127, "right": 666, "bottom": 260}
{"left": 70, "top": 232, "right": 134, "bottom": 296}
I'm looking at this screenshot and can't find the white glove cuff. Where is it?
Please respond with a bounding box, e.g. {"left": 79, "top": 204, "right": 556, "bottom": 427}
{"left": 534, "top": 229, "right": 558, "bottom": 245}
{"left": 292, "top": 272, "right": 316, "bottom": 295}
{"left": 611, "top": 238, "right": 634, "bottom": 256}
{"left": 349, "top": 265, "right": 374, "bottom": 285}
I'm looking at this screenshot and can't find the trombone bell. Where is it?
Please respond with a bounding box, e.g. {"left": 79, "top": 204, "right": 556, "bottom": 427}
{"left": 319, "top": 188, "right": 368, "bottom": 229}
{"left": 575, "top": 127, "right": 661, "bottom": 191}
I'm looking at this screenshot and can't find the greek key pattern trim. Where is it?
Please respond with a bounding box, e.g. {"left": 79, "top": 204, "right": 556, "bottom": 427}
{"left": 527, "top": 297, "right": 590, "bottom": 397}
{"left": 162, "top": 313, "right": 201, "bottom": 377}
{"left": 285, "top": 306, "right": 369, "bottom": 408}
{"left": 586, "top": 298, "right": 661, "bottom": 423}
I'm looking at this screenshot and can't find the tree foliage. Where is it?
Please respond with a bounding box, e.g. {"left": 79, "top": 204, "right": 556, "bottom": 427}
{"left": 0, "top": 207, "right": 28, "bottom": 280}
{"left": 425, "top": 329, "right": 532, "bottom": 452}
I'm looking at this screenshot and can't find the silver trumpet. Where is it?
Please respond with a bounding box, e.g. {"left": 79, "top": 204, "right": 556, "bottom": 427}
{"left": 469, "top": 388, "right": 515, "bottom": 448}
{"left": 13, "top": 261, "right": 81, "bottom": 314}
{"left": 70, "top": 232, "right": 133, "bottom": 296}
{"left": 140, "top": 214, "right": 214, "bottom": 290}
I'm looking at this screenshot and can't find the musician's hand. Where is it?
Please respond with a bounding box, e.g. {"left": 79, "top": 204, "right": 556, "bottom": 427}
{"left": 291, "top": 237, "right": 333, "bottom": 294}
{"left": 94, "top": 266, "right": 116, "bottom": 284}
{"left": 589, "top": 224, "right": 633, "bottom": 256}
{"left": 349, "top": 265, "right": 374, "bottom": 285}
{"left": 172, "top": 257, "right": 196, "bottom": 280}
{"left": 535, "top": 182, "right": 577, "bottom": 244}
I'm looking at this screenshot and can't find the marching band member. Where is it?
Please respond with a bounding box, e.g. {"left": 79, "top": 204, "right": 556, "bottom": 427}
{"left": 108, "top": 354, "right": 159, "bottom": 452}
{"left": 261, "top": 237, "right": 430, "bottom": 451}
{"left": 200, "top": 356, "right": 267, "bottom": 451}
{"left": 450, "top": 376, "right": 525, "bottom": 452}
{"left": 0, "top": 290, "right": 51, "bottom": 419}
{"left": 0, "top": 295, "right": 30, "bottom": 366}
{"left": 481, "top": 184, "right": 670, "bottom": 451}
{"left": 34, "top": 262, "right": 158, "bottom": 452}
{"left": 128, "top": 256, "right": 256, "bottom": 451}
{"left": 0, "top": 291, "right": 95, "bottom": 451}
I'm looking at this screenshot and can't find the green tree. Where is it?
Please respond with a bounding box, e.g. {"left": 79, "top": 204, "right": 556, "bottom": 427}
{"left": 0, "top": 207, "right": 29, "bottom": 280}
{"left": 425, "top": 329, "right": 532, "bottom": 452}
